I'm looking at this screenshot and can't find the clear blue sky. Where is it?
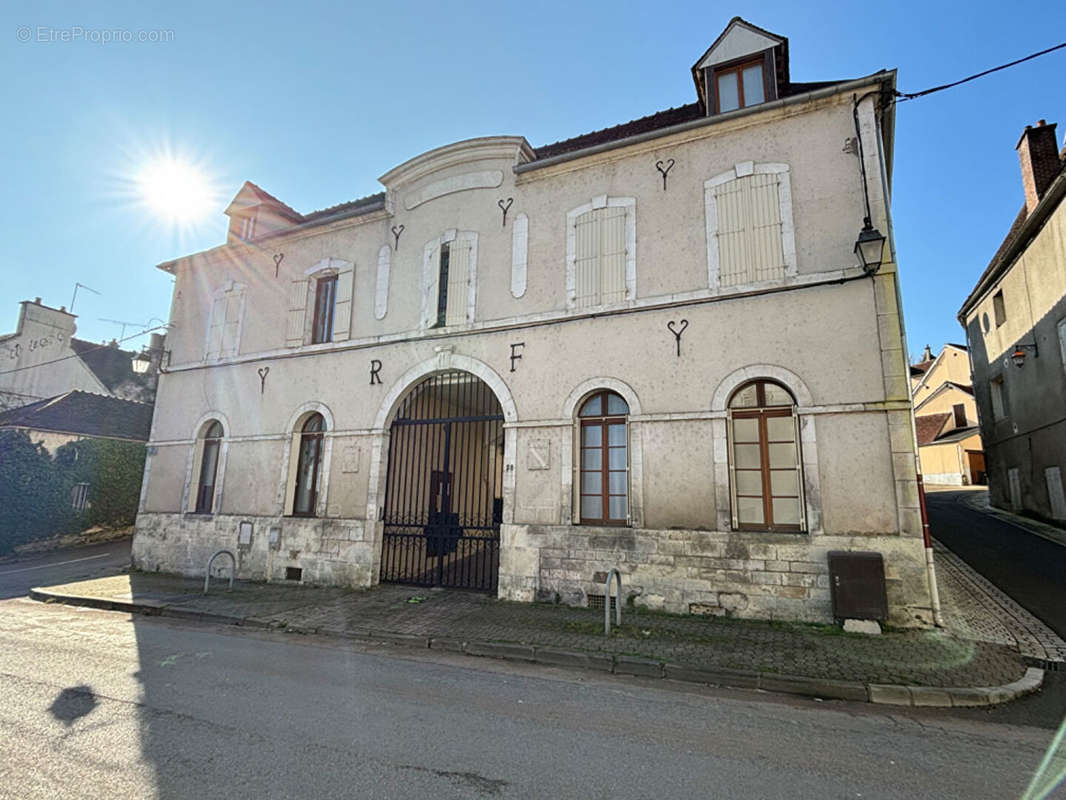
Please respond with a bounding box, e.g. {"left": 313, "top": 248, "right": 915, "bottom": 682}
{"left": 3, "top": 1, "right": 1065, "bottom": 360}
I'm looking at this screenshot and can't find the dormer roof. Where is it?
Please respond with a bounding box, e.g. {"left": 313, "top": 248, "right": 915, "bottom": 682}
{"left": 224, "top": 181, "right": 303, "bottom": 222}
{"left": 690, "top": 17, "right": 790, "bottom": 111}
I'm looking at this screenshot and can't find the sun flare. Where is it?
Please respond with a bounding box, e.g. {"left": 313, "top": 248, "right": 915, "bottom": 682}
{"left": 136, "top": 156, "right": 216, "bottom": 224}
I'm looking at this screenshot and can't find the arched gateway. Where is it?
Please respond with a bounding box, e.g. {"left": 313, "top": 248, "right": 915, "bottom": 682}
{"left": 380, "top": 370, "right": 504, "bottom": 591}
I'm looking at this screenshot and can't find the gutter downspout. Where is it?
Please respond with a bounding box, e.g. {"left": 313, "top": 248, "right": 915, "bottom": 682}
{"left": 917, "top": 473, "right": 944, "bottom": 626}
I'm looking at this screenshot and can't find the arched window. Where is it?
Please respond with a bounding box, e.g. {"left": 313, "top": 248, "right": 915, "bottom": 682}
{"left": 293, "top": 413, "right": 325, "bottom": 516}
{"left": 578, "top": 391, "right": 629, "bottom": 524}
{"left": 195, "top": 420, "right": 224, "bottom": 513}
{"left": 728, "top": 380, "right": 804, "bottom": 531}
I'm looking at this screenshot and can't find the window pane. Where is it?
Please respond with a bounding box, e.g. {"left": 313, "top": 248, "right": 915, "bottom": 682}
{"left": 608, "top": 495, "right": 628, "bottom": 520}
{"left": 582, "top": 447, "right": 602, "bottom": 470}
{"left": 204, "top": 421, "right": 223, "bottom": 439}
{"left": 607, "top": 423, "right": 625, "bottom": 446}
{"left": 742, "top": 65, "right": 765, "bottom": 105}
{"left": 717, "top": 71, "right": 739, "bottom": 112}
{"left": 734, "top": 443, "right": 761, "bottom": 469}
{"left": 735, "top": 470, "right": 763, "bottom": 496}
{"left": 732, "top": 417, "right": 759, "bottom": 443}
{"left": 768, "top": 442, "right": 797, "bottom": 468}
{"left": 582, "top": 425, "right": 602, "bottom": 446}
{"left": 578, "top": 395, "right": 602, "bottom": 416}
{"left": 581, "top": 471, "right": 602, "bottom": 495}
{"left": 772, "top": 497, "right": 801, "bottom": 525}
{"left": 608, "top": 447, "right": 627, "bottom": 470}
{"left": 763, "top": 383, "right": 794, "bottom": 407}
{"left": 766, "top": 416, "right": 796, "bottom": 442}
{"left": 737, "top": 496, "right": 764, "bottom": 524}
{"left": 608, "top": 471, "right": 627, "bottom": 494}
{"left": 770, "top": 469, "right": 799, "bottom": 497}
{"left": 730, "top": 384, "right": 758, "bottom": 408}
{"left": 581, "top": 496, "right": 602, "bottom": 520}
{"left": 606, "top": 393, "right": 629, "bottom": 415}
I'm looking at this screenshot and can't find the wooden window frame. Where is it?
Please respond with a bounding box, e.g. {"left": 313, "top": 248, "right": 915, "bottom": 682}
{"left": 311, "top": 274, "right": 338, "bottom": 344}
{"left": 713, "top": 57, "right": 768, "bottom": 114}
{"left": 435, "top": 241, "right": 451, "bottom": 328}
{"left": 729, "top": 380, "right": 803, "bottom": 533}
{"left": 578, "top": 391, "right": 628, "bottom": 526}
{"left": 292, "top": 415, "right": 324, "bottom": 517}
{"left": 195, "top": 422, "right": 223, "bottom": 514}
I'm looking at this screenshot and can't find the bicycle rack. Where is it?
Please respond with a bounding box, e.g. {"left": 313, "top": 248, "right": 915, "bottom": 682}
{"left": 604, "top": 568, "right": 622, "bottom": 635}
{"left": 203, "top": 550, "right": 236, "bottom": 595}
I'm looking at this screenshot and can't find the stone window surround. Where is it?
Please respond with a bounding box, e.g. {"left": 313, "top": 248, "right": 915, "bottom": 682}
{"left": 561, "top": 378, "right": 645, "bottom": 528}
{"left": 565, "top": 196, "right": 637, "bottom": 309}
{"left": 303, "top": 258, "right": 354, "bottom": 344}
{"left": 181, "top": 411, "right": 233, "bottom": 516}
{"left": 709, "top": 364, "right": 822, "bottom": 535}
{"left": 278, "top": 401, "right": 335, "bottom": 518}
{"left": 704, "top": 161, "right": 797, "bottom": 289}
{"left": 421, "top": 230, "right": 479, "bottom": 329}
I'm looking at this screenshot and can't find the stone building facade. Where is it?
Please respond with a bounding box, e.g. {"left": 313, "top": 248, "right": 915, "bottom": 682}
{"left": 134, "top": 18, "right": 934, "bottom": 626}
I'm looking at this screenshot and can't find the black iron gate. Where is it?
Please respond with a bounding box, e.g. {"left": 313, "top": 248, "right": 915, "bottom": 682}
{"left": 380, "top": 371, "right": 504, "bottom": 591}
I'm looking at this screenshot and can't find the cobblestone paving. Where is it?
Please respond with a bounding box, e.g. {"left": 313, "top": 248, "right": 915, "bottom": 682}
{"left": 37, "top": 574, "right": 1027, "bottom": 688}
{"left": 934, "top": 539, "right": 1066, "bottom": 663}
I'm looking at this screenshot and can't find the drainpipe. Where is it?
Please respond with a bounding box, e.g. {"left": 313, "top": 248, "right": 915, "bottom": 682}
{"left": 916, "top": 473, "right": 944, "bottom": 626}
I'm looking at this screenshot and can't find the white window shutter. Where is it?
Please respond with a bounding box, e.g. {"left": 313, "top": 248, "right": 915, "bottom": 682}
{"left": 445, "top": 239, "right": 471, "bottom": 326}
{"left": 205, "top": 296, "right": 226, "bottom": 360}
{"left": 574, "top": 209, "right": 600, "bottom": 308}
{"left": 221, "top": 294, "right": 241, "bottom": 357}
{"left": 715, "top": 178, "right": 750, "bottom": 287}
{"left": 600, "top": 206, "right": 627, "bottom": 304}
{"left": 332, "top": 268, "right": 354, "bottom": 341}
{"left": 286, "top": 279, "right": 308, "bottom": 347}
{"left": 376, "top": 246, "right": 391, "bottom": 320}
{"left": 511, "top": 213, "right": 528, "bottom": 298}
{"left": 748, "top": 173, "right": 785, "bottom": 283}
{"left": 421, "top": 244, "right": 438, "bottom": 328}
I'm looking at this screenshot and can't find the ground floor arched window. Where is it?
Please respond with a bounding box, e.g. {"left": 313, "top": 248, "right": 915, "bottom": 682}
{"left": 195, "top": 420, "right": 223, "bottom": 513}
{"left": 728, "top": 380, "right": 804, "bottom": 531}
{"left": 578, "top": 390, "right": 629, "bottom": 524}
{"left": 293, "top": 413, "right": 325, "bottom": 516}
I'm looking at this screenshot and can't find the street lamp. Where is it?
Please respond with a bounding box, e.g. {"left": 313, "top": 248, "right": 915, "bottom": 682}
{"left": 1011, "top": 342, "right": 1039, "bottom": 368}
{"left": 854, "top": 220, "right": 887, "bottom": 274}
{"left": 131, "top": 349, "right": 151, "bottom": 374}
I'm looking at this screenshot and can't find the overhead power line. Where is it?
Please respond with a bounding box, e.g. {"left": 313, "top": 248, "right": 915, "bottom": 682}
{"left": 895, "top": 41, "right": 1066, "bottom": 103}
{"left": 0, "top": 324, "right": 167, "bottom": 377}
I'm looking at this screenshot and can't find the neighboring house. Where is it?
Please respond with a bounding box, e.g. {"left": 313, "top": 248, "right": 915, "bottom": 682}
{"left": 959, "top": 118, "right": 1066, "bottom": 521}
{"left": 0, "top": 390, "right": 153, "bottom": 452}
{"left": 910, "top": 343, "right": 985, "bottom": 485}
{"left": 135, "top": 18, "right": 935, "bottom": 627}
{"left": 0, "top": 298, "right": 158, "bottom": 411}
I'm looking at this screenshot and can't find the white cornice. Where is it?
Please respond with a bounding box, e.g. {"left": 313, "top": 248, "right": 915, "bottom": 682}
{"left": 379, "top": 136, "right": 534, "bottom": 189}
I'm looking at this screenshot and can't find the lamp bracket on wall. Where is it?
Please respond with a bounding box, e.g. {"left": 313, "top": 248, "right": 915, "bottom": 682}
{"left": 391, "top": 225, "right": 404, "bottom": 249}
{"left": 655, "top": 159, "right": 675, "bottom": 191}
{"left": 498, "top": 198, "right": 513, "bottom": 227}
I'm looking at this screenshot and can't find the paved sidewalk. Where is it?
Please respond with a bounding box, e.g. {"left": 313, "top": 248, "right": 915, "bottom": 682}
{"left": 934, "top": 538, "right": 1066, "bottom": 664}
{"left": 954, "top": 487, "right": 1066, "bottom": 549}
{"left": 32, "top": 571, "right": 1040, "bottom": 706}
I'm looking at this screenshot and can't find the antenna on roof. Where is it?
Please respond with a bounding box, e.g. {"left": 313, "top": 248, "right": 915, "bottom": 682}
{"left": 70, "top": 282, "right": 101, "bottom": 313}
{"left": 99, "top": 318, "right": 148, "bottom": 340}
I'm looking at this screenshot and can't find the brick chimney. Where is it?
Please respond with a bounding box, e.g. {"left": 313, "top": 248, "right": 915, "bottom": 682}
{"left": 1017, "top": 120, "right": 1061, "bottom": 214}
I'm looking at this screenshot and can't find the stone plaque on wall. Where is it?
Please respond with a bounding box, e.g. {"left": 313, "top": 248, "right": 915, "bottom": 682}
{"left": 342, "top": 444, "right": 361, "bottom": 473}
{"left": 527, "top": 439, "right": 550, "bottom": 470}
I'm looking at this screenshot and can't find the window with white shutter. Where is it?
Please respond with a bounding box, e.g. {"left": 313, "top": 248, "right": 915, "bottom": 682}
{"left": 286, "top": 279, "right": 309, "bottom": 347}
{"left": 566, "top": 197, "right": 635, "bottom": 309}
{"left": 422, "top": 231, "right": 479, "bottom": 328}
{"left": 205, "top": 282, "right": 246, "bottom": 361}
{"left": 705, "top": 163, "right": 796, "bottom": 289}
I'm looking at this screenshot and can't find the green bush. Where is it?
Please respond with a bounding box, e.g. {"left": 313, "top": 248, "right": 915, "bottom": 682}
{"left": 0, "top": 430, "right": 145, "bottom": 555}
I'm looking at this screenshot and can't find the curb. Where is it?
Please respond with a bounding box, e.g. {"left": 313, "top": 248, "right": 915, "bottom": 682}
{"left": 30, "top": 587, "right": 1043, "bottom": 708}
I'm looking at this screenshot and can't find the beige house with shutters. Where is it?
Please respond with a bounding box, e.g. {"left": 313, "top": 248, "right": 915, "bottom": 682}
{"left": 134, "top": 17, "right": 936, "bottom": 627}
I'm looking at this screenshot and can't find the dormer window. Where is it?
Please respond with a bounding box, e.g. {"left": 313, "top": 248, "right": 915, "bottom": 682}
{"left": 715, "top": 59, "right": 765, "bottom": 113}
{"left": 239, "top": 214, "right": 256, "bottom": 241}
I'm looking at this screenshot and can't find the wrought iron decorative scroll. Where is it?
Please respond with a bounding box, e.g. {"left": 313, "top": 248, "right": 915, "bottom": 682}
{"left": 273, "top": 253, "right": 284, "bottom": 278}
{"left": 391, "top": 225, "right": 405, "bottom": 250}
{"left": 497, "top": 198, "right": 513, "bottom": 227}
{"left": 655, "top": 158, "right": 675, "bottom": 191}
{"left": 667, "top": 319, "right": 688, "bottom": 357}
{"left": 257, "top": 366, "right": 270, "bottom": 394}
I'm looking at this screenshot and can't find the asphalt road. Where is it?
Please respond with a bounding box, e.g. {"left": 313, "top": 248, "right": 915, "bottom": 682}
{"left": 0, "top": 538, "right": 132, "bottom": 600}
{"left": 927, "top": 491, "right": 1066, "bottom": 639}
{"left": 1, "top": 598, "right": 1059, "bottom": 800}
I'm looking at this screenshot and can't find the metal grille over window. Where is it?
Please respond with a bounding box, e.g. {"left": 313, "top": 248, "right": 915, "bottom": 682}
{"left": 578, "top": 391, "right": 629, "bottom": 524}
{"left": 380, "top": 371, "right": 504, "bottom": 591}
{"left": 574, "top": 206, "right": 628, "bottom": 307}
{"left": 714, "top": 173, "right": 785, "bottom": 287}
{"left": 727, "top": 380, "right": 804, "bottom": 531}
{"left": 71, "top": 482, "right": 90, "bottom": 512}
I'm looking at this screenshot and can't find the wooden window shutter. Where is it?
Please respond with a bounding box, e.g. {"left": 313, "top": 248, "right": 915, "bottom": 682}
{"left": 715, "top": 174, "right": 785, "bottom": 287}
{"left": 286, "top": 279, "right": 308, "bottom": 347}
{"left": 205, "top": 296, "right": 226, "bottom": 360}
{"left": 220, "top": 293, "right": 241, "bottom": 357}
{"left": 332, "top": 268, "right": 354, "bottom": 341}
{"left": 445, "top": 239, "right": 471, "bottom": 326}
{"left": 747, "top": 173, "right": 785, "bottom": 283}
{"left": 600, "top": 206, "right": 627, "bottom": 304}
{"left": 422, "top": 245, "right": 439, "bottom": 328}
{"left": 574, "top": 209, "right": 601, "bottom": 308}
